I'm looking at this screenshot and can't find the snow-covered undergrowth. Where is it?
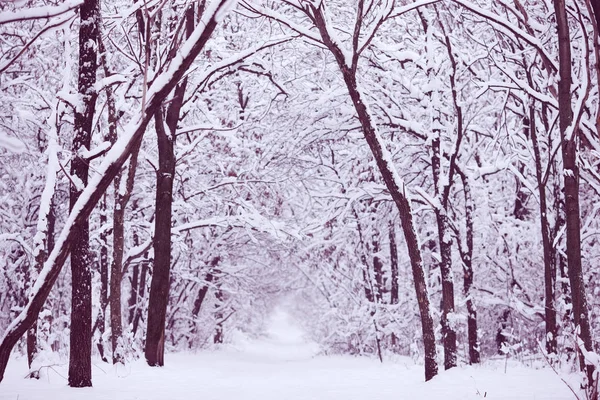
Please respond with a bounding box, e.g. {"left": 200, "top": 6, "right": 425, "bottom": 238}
{"left": 1, "top": 309, "right": 576, "bottom": 400}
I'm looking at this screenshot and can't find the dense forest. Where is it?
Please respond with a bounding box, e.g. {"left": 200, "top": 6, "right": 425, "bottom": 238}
{"left": 0, "top": 0, "right": 599, "bottom": 397}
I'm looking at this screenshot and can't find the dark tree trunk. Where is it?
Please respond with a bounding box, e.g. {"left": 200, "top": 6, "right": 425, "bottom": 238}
{"left": 213, "top": 284, "right": 224, "bottom": 344}
{"left": 68, "top": 0, "right": 100, "bottom": 387}
{"left": 109, "top": 201, "right": 125, "bottom": 363}
{"left": 192, "top": 257, "right": 220, "bottom": 318}
{"left": 145, "top": 109, "right": 176, "bottom": 367}
{"left": 372, "top": 236, "right": 384, "bottom": 303}
{"left": 353, "top": 209, "right": 375, "bottom": 304}
{"left": 311, "top": 4, "right": 437, "bottom": 381}
{"left": 553, "top": 0, "right": 596, "bottom": 391}
{"left": 527, "top": 104, "right": 557, "bottom": 355}
{"left": 431, "top": 135, "right": 457, "bottom": 370}
{"left": 457, "top": 168, "right": 480, "bottom": 364}
{"left": 95, "top": 195, "right": 109, "bottom": 363}
{"left": 389, "top": 221, "right": 399, "bottom": 306}
{"left": 588, "top": 0, "right": 600, "bottom": 38}
{"left": 435, "top": 209, "right": 457, "bottom": 369}
{"left": 128, "top": 263, "right": 139, "bottom": 326}
{"left": 144, "top": 6, "right": 194, "bottom": 367}
{"left": 389, "top": 220, "right": 399, "bottom": 351}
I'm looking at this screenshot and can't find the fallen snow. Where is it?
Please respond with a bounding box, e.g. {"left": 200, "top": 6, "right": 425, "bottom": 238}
{"left": 1, "top": 309, "right": 576, "bottom": 400}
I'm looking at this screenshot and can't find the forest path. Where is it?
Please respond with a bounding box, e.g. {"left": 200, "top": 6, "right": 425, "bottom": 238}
{"left": 230, "top": 306, "right": 319, "bottom": 362}
{"left": 1, "top": 309, "right": 575, "bottom": 400}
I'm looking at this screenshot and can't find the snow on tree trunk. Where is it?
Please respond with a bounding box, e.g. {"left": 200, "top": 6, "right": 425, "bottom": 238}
{"left": 457, "top": 168, "right": 480, "bottom": 365}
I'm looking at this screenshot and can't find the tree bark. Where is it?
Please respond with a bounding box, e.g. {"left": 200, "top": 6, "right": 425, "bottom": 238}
{"left": 95, "top": 196, "right": 109, "bottom": 362}
{"left": 145, "top": 6, "right": 194, "bottom": 366}
{"left": 527, "top": 103, "right": 557, "bottom": 355}
{"left": 457, "top": 168, "right": 480, "bottom": 364}
{"left": 389, "top": 221, "right": 399, "bottom": 306}
{"left": 431, "top": 134, "right": 457, "bottom": 370}
{"left": 372, "top": 235, "right": 384, "bottom": 303}
{"left": 553, "top": 0, "right": 596, "bottom": 390}
{"left": 145, "top": 109, "right": 176, "bottom": 367}
{"left": 68, "top": 0, "right": 100, "bottom": 387}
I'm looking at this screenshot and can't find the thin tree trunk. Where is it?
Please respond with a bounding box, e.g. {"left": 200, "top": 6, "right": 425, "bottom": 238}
{"left": 311, "top": 4, "right": 437, "bottom": 381}
{"left": 191, "top": 257, "right": 220, "bottom": 318}
{"left": 527, "top": 103, "right": 557, "bottom": 355}
{"left": 27, "top": 203, "right": 56, "bottom": 376}
{"left": 213, "top": 281, "right": 224, "bottom": 344}
{"left": 132, "top": 261, "right": 148, "bottom": 337}
{"left": 457, "top": 168, "right": 480, "bottom": 364}
{"left": 128, "top": 263, "right": 139, "bottom": 326}
{"left": 110, "top": 142, "right": 141, "bottom": 364}
{"left": 95, "top": 195, "right": 109, "bottom": 362}
{"left": 68, "top": 0, "right": 100, "bottom": 387}
{"left": 389, "top": 220, "right": 399, "bottom": 306}
{"left": 553, "top": 0, "right": 596, "bottom": 391}
{"left": 372, "top": 236, "right": 384, "bottom": 303}
{"left": 389, "top": 220, "right": 399, "bottom": 351}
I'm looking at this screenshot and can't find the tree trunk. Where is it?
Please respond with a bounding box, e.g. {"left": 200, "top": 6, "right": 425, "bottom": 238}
{"left": 27, "top": 202, "right": 56, "bottom": 376}
{"left": 192, "top": 258, "right": 220, "bottom": 318}
{"left": 457, "top": 168, "right": 480, "bottom": 364}
{"left": 94, "top": 195, "right": 109, "bottom": 363}
{"left": 68, "top": 0, "right": 100, "bottom": 387}
{"left": 527, "top": 103, "right": 557, "bottom": 355}
{"left": 389, "top": 221, "right": 399, "bottom": 306}
{"left": 145, "top": 109, "right": 176, "bottom": 367}
{"left": 132, "top": 261, "right": 149, "bottom": 337}
{"left": 110, "top": 143, "right": 141, "bottom": 364}
{"left": 311, "top": 4, "right": 437, "bottom": 381}
{"left": 127, "top": 231, "right": 142, "bottom": 328}
{"left": 213, "top": 284, "right": 224, "bottom": 344}
{"left": 145, "top": 6, "right": 195, "bottom": 366}
{"left": 372, "top": 235, "right": 384, "bottom": 303}
{"left": 431, "top": 134, "right": 457, "bottom": 370}
{"left": 553, "top": 0, "right": 595, "bottom": 391}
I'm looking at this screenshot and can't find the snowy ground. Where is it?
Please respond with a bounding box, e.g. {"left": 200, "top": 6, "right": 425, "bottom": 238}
{"left": 1, "top": 309, "right": 576, "bottom": 400}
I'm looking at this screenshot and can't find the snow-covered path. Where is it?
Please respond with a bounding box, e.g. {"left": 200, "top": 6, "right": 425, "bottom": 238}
{"left": 1, "top": 309, "right": 576, "bottom": 399}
